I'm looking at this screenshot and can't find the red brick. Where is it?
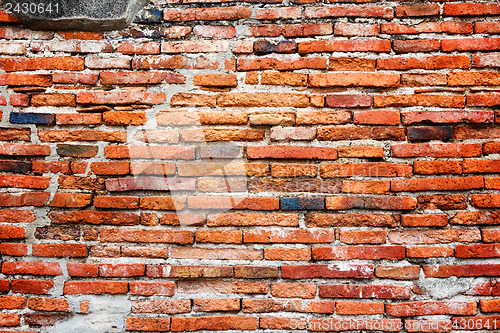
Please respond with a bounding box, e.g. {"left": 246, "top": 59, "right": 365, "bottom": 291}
{"left": 194, "top": 74, "right": 237, "bottom": 87}
{"left": 250, "top": 24, "right": 332, "bottom": 37}
{"left": 326, "top": 196, "right": 416, "bottom": 211}
{"left": 117, "top": 42, "right": 160, "bottom": 54}
{"left": 310, "top": 73, "right": 399, "bottom": 88}
{"left": 375, "top": 94, "right": 465, "bottom": 108}
{"left": 242, "top": 299, "right": 335, "bottom": 313}
{"left": 49, "top": 211, "right": 140, "bottom": 226}
{"left": 392, "top": 143, "right": 481, "bottom": 157}
{"left": 257, "top": 7, "right": 301, "bottom": 19}
{"left": 470, "top": 194, "right": 500, "bottom": 208}
{"left": 337, "top": 146, "right": 384, "bottom": 158}
{"left": 171, "top": 247, "right": 261, "bottom": 260}
{"left": 147, "top": 265, "right": 233, "bottom": 278}
{"left": 77, "top": 91, "right": 166, "bottom": 105}
{"left": 2, "top": 262, "right": 62, "bottom": 276}
{"left": 0, "top": 313, "right": 20, "bottom": 327}
{"left": 0, "top": 225, "right": 24, "bottom": 240}
{"left": 94, "top": 196, "right": 139, "bottom": 209}
{"left": 334, "top": 23, "right": 379, "bottom": 36}
{"left": 318, "top": 126, "right": 405, "bottom": 141}
{"left": 270, "top": 283, "right": 316, "bottom": 299}
{"left": 217, "top": 93, "right": 308, "bottom": 108}
{"left": 339, "top": 230, "right": 387, "bottom": 244}
{"left": 337, "top": 301, "right": 384, "bottom": 315}
{"left": 264, "top": 248, "right": 311, "bottom": 261}
{"left": 63, "top": 281, "right": 128, "bottom": 295}
{"left": 449, "top": 71, "right": 500, "bottom": 86}
{"left": 329, "top": 57, "right": 376, "bottom": 71}
{"left": 0, "top": 56, "right": 83, "bottom": 71}
{"left": 424, "top": 264, "right": 500, "bottom": 277}
{"left": 354, "top": 110, "right": 400, "bottom": 125}
{"left": 468, "top": 93, "right": 500, "bottom": 107}
{"left": 132, "top": 55, "right": 190, "bottom": 70}
{"left": 392, "top": 176, "right": 483, "bottom": 192}
{"left": 401, "top": 214, "right": 448, "bottom": 227}
{"left": 0, "top": 143, "right": 50, "bottom": 156}
{"left": 176, "top": 280, "right": 268, "bottom": 295}
{"left": 260, "top": 317, "right": 307, "bottom": 330}
{"left": 481, "top": 299, "right": 500, "bottom": 313}
{"left": 129, "top": 282, "right": 175, "bottom": 296}
{"left": 396, "top": 4, "right": 440, "bottom": 17}
{"left": 482, "top": 229, "right": 500, "bottom": 243}
{"left": 99, "top": 264, "right": 145, "bottom": 277}
{"left": 407, "top": 246, "right": 454, "bottom": 258}
{"left": 321, "top": 163, "right": 410, "bottom": 178}
{"left": 442, "top": 38, "right": 500, "bottom": 52}
{"left": 0, "top": 296, "right": 26, "bottom": 309}
{"left": 234, "top": 266, "right": 278, "bottom": 279}
{"left": 193, "top": 26, "right": 236, "bottom": 39}
{"left": 375, "top": 265, "right": 420, "bottom": 280}
{"left": 11, "top": 280, "right": 53, "bottom": 295}
{"left": 248, "top": 145, "right": 337, "bottom": 160}
{"left": 192, "top": 298, "right": 240, "bottom": 312}
{"left": 394, "top": 39, "right": 440, "bottom": 53}
{"left": 101, "top": 71, "right": 184, "bottom": 85}
{"left": 164, "top": 7, "right": 252, "bottom": 21}
{"left": 378, "top": 55, "right": 469, "bottom": 70}
{"left": 32, "top": 244, "right": 87, "bottom": 257}
{"left": 67, "top": 263, "right": 98, "bottom": 277}
{"left": 49, "top": 193, "right": 92, "bottom": 208}
{"left": 56, "top": 113, "right": 102, "bottom": 125}
{"left": 343, "top": 180, "right": 390, "bottom": 194}
{"left": 0, "top": 209, "right": 36, "bottom": 223}
{"left": 101, "top": 229, "right": 193, "bottom": 244}
{"left": 444, "top": 3, "right": 500, "bottom": 16}
{"left": 122, "top": 246, "right": 169, "bottom": 258}
{"left": 282, "top": 264, "right": 374, "bottom": 279}
{"left": 28, "top": 297, "right": 69, "bottom": 312}
{"left": 402, "top": 110, "right": 493, "bottom": 124}
{"left": 237, "top": 56, "right": 326, "bottom": 71}
{"left": 0, "top": 192, "right": 49, "bottom": 207}
{"left": 0, "top": 243, "right": 27, "bottom": 256}
{"left": 313, "top": 246, "right": 404, "bottom": 260}
{"left": 451, "top": 211, "right": 500, "bottom": 225}
{"left": 390, "top": 229, "right": 479, "bottom": 245}
{"left": 456, "top": 244, "right": 500, "bottom": 258}
{"left": 414, "top": 161, "right": 462, "bottom": 175}
{"left": 476, "top": 22, "right": 500, "bottom": 34}
{"left": 126, "top": 317, "right": 170, "bottom": 332}
{"left": 298, "top": 40, "right": 391, "bottom": 54}
{"left": 244, "top": 229, "right": 334, "bottom": 244}
{"left": 171, "top": 316, "right": 258, "bottom": 331}
{"left": 325, "top": 94, "right": 372, "bottom": 108}
{"left": 196, "top": 230, "right": 242, "bottom": 244}
{"left": 306, "top": 213, "right": 399, "bottom": 227}
{"left": 305, "top": 6, "right": 393, "bottom": 19}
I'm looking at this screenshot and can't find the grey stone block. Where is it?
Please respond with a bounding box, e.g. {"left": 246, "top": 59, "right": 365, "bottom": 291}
{"left": 4, "top": 0, "right": 148, "bottom": 31}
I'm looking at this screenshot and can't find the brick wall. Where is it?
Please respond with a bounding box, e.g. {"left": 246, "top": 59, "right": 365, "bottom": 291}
{"left": 0, "top": 0, "right": 500, "bottom": 332}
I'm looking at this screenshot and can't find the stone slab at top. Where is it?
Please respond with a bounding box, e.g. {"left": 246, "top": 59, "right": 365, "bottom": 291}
{"left": 3, "top": 0, "right": 148, "bottom": 31}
